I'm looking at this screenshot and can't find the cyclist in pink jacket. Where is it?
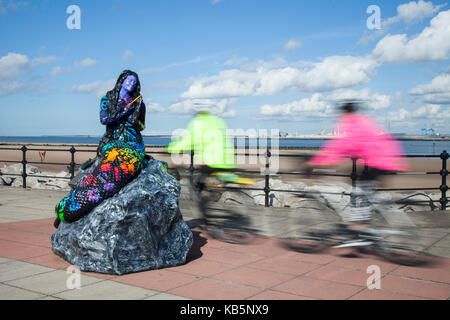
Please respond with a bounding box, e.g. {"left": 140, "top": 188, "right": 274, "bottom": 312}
{"left": 308, "top": 102, "right": 409, "bottom": 241}
{"left": 309, "top": 102, "right": 408, "bottom": 172}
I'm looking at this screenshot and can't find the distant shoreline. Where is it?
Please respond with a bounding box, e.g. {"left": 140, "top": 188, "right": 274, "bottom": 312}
{"left": 1, "top": 136, "right": 449, "bottom": 155}
{"left": 1, "top": 135, "right": 450, "bottom": 141}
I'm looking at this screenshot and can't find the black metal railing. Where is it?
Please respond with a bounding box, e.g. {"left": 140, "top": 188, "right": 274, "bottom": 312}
{"left": 0, "top": 143, "right": 448, "bottom": 210}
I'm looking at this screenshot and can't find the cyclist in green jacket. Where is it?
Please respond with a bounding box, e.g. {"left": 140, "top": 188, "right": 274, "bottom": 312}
{"left": 168, "top": 111, "right": 235, "bottom": 170}
{"left": 168, "top": 111, "right": 254, "bottom": 240}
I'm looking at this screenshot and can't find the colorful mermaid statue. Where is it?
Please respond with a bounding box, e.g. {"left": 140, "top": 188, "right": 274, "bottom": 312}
{"left": 55, "top": 70, "right": 147, "bottom": 223}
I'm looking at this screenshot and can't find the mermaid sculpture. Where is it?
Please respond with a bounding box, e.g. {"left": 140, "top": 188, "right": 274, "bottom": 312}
{"left": 55, "top": 70, "right": 146, "bottom": 223}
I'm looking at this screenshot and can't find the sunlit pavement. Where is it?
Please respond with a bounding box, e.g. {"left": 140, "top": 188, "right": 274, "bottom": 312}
{"left": 0, "top": 186, "right": 449, "bottom": 300}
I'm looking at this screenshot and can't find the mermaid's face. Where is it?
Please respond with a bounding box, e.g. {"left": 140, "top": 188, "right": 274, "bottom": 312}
{"left": 121, "top": 75, "right": 137, "bottom": 93}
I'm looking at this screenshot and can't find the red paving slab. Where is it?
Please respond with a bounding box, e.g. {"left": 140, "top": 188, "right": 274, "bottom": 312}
{"left": 0, "top": 239, "right": 50, "bottom": 260}
{"left": 222, "top": 237, "right": 293, "bottom": 258}
{"left": 2, "top": 218, "right": 450, "bottom": 300}
{"left": 248, "top": 290, "right": 317, "bottom": 300}
{"left": 168, "top": 278, "right": 264, "bottom": 300}
{"left": 246, "top": 255, "right": 322, "bottom": 276}
{"left": 200, "top": 247, "right": 265, "bottom": 266}
{"left": 0, "top": 229, "right": 52, "bottom": 248}
{"left": 114, "top": 269, "right": 200, "bottom": 292}
{"left": 391, "top": 265, "right": 450, "bottom": 284}
{"left": 349, "top": 289, "right": 429, "bottom": 300}
{"left": 169, "top": 258, "right": 238, "bottom": 277}
{"left": 0, "top": 219, "right": 55, "bottom": 235}
{"left": 326, "top": 256, "right": 399, "bottom": 274}
{"left": 272, "top": 277, "right": 364, "bottom": 300}
{"left": 80, "top": 271, "right": 120, "bottom": 280}
{"left": 380, "top": 275, "right": 450, "bottom": 300}
{"left": 212, "top": 266, "right": 296, "bottom": 288}
{"left": 24, "top": 253, "right": 71, "bottom": 270}
{"left": 281, "top": 249, "right": 338, "bottom": 265}
{"left": 304, "top": 264, "right": 373, "bottom": 287}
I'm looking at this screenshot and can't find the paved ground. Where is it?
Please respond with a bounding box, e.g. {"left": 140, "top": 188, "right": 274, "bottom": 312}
{"left": 0, "top": 185, "right": 449, "bottom": 300}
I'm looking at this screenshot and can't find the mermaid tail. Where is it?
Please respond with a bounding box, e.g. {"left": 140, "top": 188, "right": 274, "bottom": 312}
{"left": 55, "top": 141, "right": 145, "bottom": 223}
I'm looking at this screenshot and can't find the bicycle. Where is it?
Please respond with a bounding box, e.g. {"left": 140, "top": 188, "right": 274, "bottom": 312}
{"left": 186, "top": 166, "right": 260, "bottom": 244}
{"left": 280, "top": 179, "right": 431, "bottom": 266}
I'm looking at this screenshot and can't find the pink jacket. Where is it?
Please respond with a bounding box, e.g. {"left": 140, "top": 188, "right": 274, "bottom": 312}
{"left": 309, "top": 114, "right": 409, "bottom": 172}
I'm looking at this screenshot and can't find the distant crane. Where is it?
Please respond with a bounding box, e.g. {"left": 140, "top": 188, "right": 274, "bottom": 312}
{"left": 421, "top": 128, "right": 438, "bottom": 136}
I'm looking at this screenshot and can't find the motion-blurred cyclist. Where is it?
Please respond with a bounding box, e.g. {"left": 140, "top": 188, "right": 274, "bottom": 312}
{"left": 307, "top": 102, "right": 409, "bottom": 246}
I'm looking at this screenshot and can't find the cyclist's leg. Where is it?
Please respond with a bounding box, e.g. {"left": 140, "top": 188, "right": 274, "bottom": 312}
{"left": 348, "top": 167, "right": 383, "bottom": 228}
{"left": 195, "top": 166, "right": 216, "bottom": 223}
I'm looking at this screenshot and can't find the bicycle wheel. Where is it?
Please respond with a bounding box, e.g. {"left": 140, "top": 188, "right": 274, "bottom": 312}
{"left": 372, "top": 238, "right": 428, "bottom": 266}
{"left": 204, "top": 224, "right": 256, "bottom": 245}
{"left": 204, "top": 202, "right": 258, "bottom": 244}
{"left": 280, "top": 228, "right": 340, "bottom": 254}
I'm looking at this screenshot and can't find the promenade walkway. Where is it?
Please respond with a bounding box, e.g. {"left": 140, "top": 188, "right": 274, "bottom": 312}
{"left": 0, "top": 185, "right": 449, "bottom": 300}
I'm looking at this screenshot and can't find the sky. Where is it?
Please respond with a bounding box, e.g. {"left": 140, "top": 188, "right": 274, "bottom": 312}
{"left": 1, "top": 0, "right": 450, "bottom": 136}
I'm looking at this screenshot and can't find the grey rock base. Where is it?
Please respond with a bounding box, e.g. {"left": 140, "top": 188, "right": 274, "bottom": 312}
{"left": 51, "top": 159, "right": 193, "bottom": 275}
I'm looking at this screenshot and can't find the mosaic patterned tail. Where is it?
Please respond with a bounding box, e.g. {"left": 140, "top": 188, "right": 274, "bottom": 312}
{"left": 55, "top": 142, "right": 145, "bottom": 223}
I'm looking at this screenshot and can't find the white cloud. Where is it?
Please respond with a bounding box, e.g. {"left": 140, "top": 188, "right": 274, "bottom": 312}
{"left": 0, "top": 52, "right": 56, "bottom": 95}
{"left": 372, "top": 9, "right": 450, "bottom": 63}
{"left": 410, "top": 72, "right": 450, "bottom": 104}
{"left": 0, "top": 0, "right": 29, "bottom": 15}
{"left": 78, "top": 58, "right": 97, "bottom": 68}
{"left": 0, "top": 52, "right": 29, "bottom": 80}
{"left": 359, "top": 1, "right": 447, "bottom": 45}
{"left": 387, "top": 104, "right": 450, "bottom": 122}
{"left": 296, "top": 56, "right": 379, "bottom": 92}
{"left": 221, "top": 109, "right": 236, "bottom": 118}
{"left": 141, "top": 53, "right": 221, "bottom": 74}
{"left": 144, "top": 98, "right": 165, "bottom": 113}
{"left": 51, "top": 58, "right": 98, "bottom": 76}
{"left": 328, "top": 88, "right": 392, "bottom": 110}
{"left": 410, "top": 73, "right": 450, "bottom": 94}
{"left": 260, "top": 93, "right": 333, "bottom": 118}
{"left": 31, "top": 55, "right": 57, "bottom": 67}
{"left": 419, "top": 92, "right": 450, "bottom": 104}
{"left": 50, "top": 66, "right": 66, "bottom": 76}
{"left": 283, "top": 39, "right": 302, "bottom": 51}
{"left": 211, "top": 0, "right": 223, "bottom": 5}
{"left": 0, "top": 80, "right": 27, "bottom": 95}
{"left": 70, "top": 79, "right": 115, "bottom": 98}
{"left": 169, "top": 98, "right": 237, "bottom": 117}
{"left": 122, "top": 50, "right": 134, "bottom": 61}
{"left": 224, "top": 56, "right": 249, "bottom": 66}
{"left": 387, "top": 108, "right": 412, "bottom": 121}
{"left": 412, "top": 104, "right": 442, "bottom": 117}
{"left": 179, "top": 55, "right": 378, "bottom": 100}
{"left": 150, "top": 79, "right": 184, "bottom": 90}
{"left": 389, "top": 0, "right": 447, "bottom": 25}
{"left": 259, "top": 88, "right": 391, "bottom": 119}
{"left": 241, "top": 57, "right": 293, "bottom": 71}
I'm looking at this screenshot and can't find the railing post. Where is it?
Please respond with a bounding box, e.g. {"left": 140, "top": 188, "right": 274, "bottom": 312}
{"left": 350, "top": 158, "right": 358, "bottom": 208}
{"left": 264, "top": 146, "right": 271, "bottom": 207}
{"left": 440, "top": 150, "right": 448, "bottom": 210}
{"left": 69, "top": 146, "right": 76, "bottom": 180}
{"left": 189, "top": 150, "right": 194, "bottom": 186}
{"left": 21, "top": 145, "right": 27, "bottom": 188}
{"left": 363, "top": 162, "right": 369, "bottom": 176}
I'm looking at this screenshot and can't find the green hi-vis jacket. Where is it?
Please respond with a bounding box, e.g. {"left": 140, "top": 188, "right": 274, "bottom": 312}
{"left": 167, "top": 113, "right": 235, "bottom": 169}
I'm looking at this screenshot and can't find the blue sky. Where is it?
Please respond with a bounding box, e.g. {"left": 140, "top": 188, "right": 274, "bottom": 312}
{"left": 1, "top": 0, "right": 450, "bottom": 136}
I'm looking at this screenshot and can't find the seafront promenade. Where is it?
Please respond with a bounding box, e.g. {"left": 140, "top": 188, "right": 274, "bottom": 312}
{"left": 0, "top": 185, "right": 449, "bottom": 300}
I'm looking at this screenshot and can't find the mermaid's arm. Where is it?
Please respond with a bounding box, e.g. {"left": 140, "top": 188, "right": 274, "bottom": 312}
{"left": 99, "top": 96, "right": 135, "bottom": 125}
